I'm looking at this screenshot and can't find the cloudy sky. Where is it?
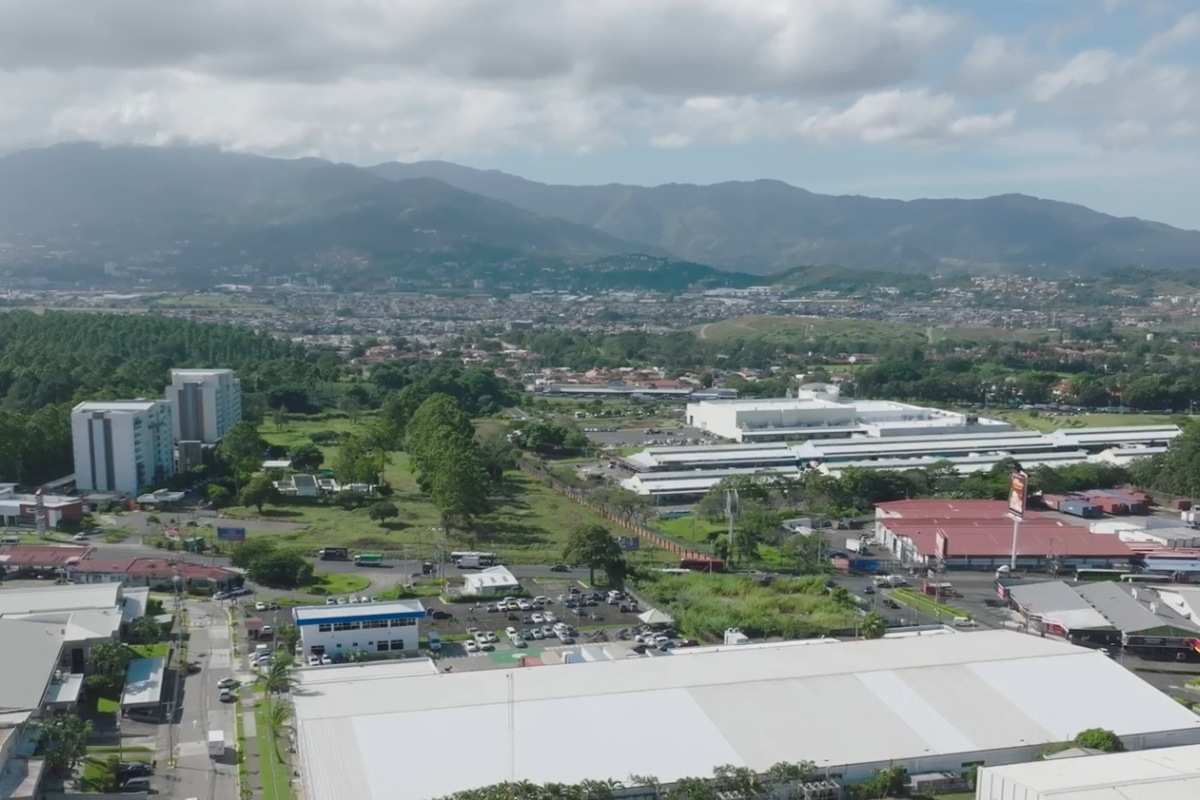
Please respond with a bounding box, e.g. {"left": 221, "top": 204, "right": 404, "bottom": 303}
{"left": 2, "top": 0, "right": 1200, "bottom": 228}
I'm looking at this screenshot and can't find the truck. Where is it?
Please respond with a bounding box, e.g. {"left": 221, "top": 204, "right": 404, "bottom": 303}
{"left": 353, "top": 553, "right": 382, "bottom": 566}
{"left": 456, "top": 555, "right": 483, "bottom": 569}
{"left": 207, "top": 730, "right": 225, "bottom": 758}
{"left": 318, "top": 547, "right": 349, "bottom": 560}
{"left": 679, "top": 557, "right": 725, "bottom": 573}
{"left": 845, "top": 538, "right": 862, "bottom": 554}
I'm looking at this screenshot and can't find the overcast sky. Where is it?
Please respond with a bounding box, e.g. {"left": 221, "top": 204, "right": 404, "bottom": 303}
{"left": 2, "top": 0, "right": 1200, "bottom": 228}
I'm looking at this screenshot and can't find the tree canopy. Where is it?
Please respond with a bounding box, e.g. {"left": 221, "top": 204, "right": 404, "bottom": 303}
{"left": 562, "top": 523, "right": 625, "bottom": 586}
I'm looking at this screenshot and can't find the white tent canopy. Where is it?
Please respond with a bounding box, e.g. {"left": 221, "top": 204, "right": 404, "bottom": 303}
{"left": 638, "top": 608, "right": 674, "bottom": 626}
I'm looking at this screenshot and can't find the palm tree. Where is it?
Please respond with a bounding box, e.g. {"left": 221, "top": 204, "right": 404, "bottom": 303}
{"left": 261, "top": 700, "right": 294, "bottom": 759}
{"left": 627, "top": 775, "right": 661, "bottom": 800}
{"left": 262, "top": 659, "right": 297, "bottom": 698}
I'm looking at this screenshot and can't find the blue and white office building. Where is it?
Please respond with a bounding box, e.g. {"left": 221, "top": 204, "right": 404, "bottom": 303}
{"left": 293, "top": 600, "right": 425, "bottom": 658}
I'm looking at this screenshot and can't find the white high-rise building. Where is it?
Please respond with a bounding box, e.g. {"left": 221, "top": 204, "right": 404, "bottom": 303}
{"left": 166, "top": 369, "right": 243, "bottom": 444}
{"left": 71, "top": 400, "right": 176, "bottom": 495}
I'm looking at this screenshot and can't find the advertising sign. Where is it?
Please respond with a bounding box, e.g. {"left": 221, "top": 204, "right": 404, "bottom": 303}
{"left": 1008, "top": 471, "right": 1029, "bottom": 520}
{"left": 618, "top": 536, "right": 640, "bottom": 551}
{"left": 216, "top": 526, "right": 246, "bottom": 542}
{"left": 935, "top": 530, "right": 949, "bottom": 560}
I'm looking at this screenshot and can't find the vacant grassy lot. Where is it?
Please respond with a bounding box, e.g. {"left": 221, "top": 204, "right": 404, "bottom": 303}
{"left": 226, "top": 417, "right": 631, "bottom": 564}
{"left": 129, "top": 642, "right": 170, "bottom": 659}
{"left": 309, "top": 573, "right": 371, "bottom": 595}
{"left": 696, "top": 315, "right": 1058, "bottom": 347}
{"left": 633, "top": 572, "right": 855, "bottom": 641}
{"left": 992, "top": 410, "right": 1184, "bottom": 433}
{"left": 254, "top": 704, "right": 294, "bottom": 800}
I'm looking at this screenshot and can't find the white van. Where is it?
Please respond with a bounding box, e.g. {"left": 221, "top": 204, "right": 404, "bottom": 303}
{"left": 427, "top": 632, "right": 442, "bottom": 652}
{"left": 953, "top": 616, "right": 977, "bottom": 628}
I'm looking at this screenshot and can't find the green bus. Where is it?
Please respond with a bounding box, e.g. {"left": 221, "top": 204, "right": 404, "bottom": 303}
{"left": 353, "top": 553, "right": 383, "bottom": 566}
{"left": 1074, "top": 568, "right": 1131, "bottom": 582}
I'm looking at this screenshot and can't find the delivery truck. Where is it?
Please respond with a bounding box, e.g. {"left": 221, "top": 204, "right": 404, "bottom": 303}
{"left": 208, "top": 730, "right": 225, "bottom": 758}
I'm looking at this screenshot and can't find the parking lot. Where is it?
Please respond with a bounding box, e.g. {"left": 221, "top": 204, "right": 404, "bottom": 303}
{"left": 583, "top": 425, "right": 717, "bottom": 450}
{"left": 427, "top": 577, "right": 652, "bottom": 660}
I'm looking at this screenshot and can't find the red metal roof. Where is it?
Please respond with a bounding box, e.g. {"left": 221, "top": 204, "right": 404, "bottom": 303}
{"left": 876, "top": 500, "right": 1043, "bottom": 520}
{"left": 71, "top": 558, "right": 138, "bottom": 573}
{"left": 0, "top": 544, "right": 91, "bottom": 566}
{"left": 881, "top": 519, "right": 1132, "bottom": 558}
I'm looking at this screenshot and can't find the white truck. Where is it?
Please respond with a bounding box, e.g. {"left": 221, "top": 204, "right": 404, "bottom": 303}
{"left": 208, "top": 730, "right": 225, "bottom": 758}
{"left": 456, "top": 555, "right": 482, "bottom": 569}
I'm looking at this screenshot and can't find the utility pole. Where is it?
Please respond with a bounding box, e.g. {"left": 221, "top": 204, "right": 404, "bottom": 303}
{"left": 725, "top": 488, "right": 739, "bottom": 564}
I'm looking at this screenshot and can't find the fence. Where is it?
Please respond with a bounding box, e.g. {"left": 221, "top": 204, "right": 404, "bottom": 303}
{"left": 517, "top": 460, "right": 710, "bottom": 561}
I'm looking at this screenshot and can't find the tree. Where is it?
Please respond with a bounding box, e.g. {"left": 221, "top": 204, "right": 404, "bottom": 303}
{"left": 368, "top": 501, "right": 399, "bottom": 526}
{"left": 206, "top": 483, "right": 231, "bottom": 507}
{"left": 263, "top": 659, "right": 298, "bottom": 697}
{"left": 229, "top": 538, "right": 277, "bottom": 569}
{"left": 273, "top": 404, "right": 288, "bottom": 431}
{"left": 289, "top": 442, "right": 324, "bottom": 473}
{"left": 333, "top": 433, "right": 382, "bottom": 485}
{"left": 86, "top": 640, "right": 131, "bottom": 695}
{"left": 275, "top": 625, "right": 301, "bottom": 654}
{"left": 732, "top": 505, "right": 781, "bottom": 565}
{"left": 217, "top": 421, "right": 267, "bottom": 490}
{"left": 860, "top": 611, "right": 887, "bottom": 639}
{"left": 247, "top": 552, "right": 313, "bottom": 588}
{"left": 240, "top": 472, "right": 282, "bottom": 513}
{"left": 1074, "top": 727, "right": 1124, "bottom": 752}
{"left": 562, "top": 523, "right": 625, "bottom": 586}
{"left": 130, "top": 615, "right": 161, "bottom": 643}
{"left": 33, "top": 714, "right": 92, "bottom": 777}
{"left": 261, "top": 699, "right": 294, "bottom": 759}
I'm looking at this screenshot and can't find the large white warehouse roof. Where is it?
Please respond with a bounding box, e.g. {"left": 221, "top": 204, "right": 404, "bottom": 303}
{"left": 292, "top": 631, "right": 1200, "bottom": 800}
{"left": 976, "top": 743, "right": 1200, "bottom": 799}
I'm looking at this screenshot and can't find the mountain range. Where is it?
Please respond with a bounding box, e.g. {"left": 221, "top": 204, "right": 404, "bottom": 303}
{"left": 1, "top": 142, "right": 1199, "bottom": 277}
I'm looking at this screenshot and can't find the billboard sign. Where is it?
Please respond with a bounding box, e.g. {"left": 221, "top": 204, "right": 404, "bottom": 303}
{"left": 1008, "top": 471, "right": 1029, "bottom": 520}
{"left": 217, "top": 526, "right": 246, "bottom": 542}
{"left": 935, "top": 530, "right": 948, "bottom": 560}
{"left": 618, "top": 536, "right": 640, "bottom": 551}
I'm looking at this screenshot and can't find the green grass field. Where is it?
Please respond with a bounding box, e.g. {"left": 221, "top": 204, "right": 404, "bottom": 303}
{"left": 254, "top": 705, "right": 294, "bottom": 800}
{"left": 80, "top": 746, "right": 153, "bottom": 791}
{"left": 129, "top": 642, "right": 170, "bottom": 659}
{"left": 992, "top": 410, "right": 1186, "bottom": 433}
{"left": 889, "top": 588, "right": 969, "bottom": 619}
{"left": 226, "top": 416, "right": 632, "bottom": 563}
{"left": 308, "top": 573, "right": 370, "bottom": 595}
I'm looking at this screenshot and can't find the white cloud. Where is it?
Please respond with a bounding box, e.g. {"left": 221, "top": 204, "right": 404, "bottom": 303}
{"left": 1140, "top": 11, "right": 1200, "bottom": 57}
{"left": 956, "top": 35, "right": 1044, "bottom": 95}
{"left": 0, "top": 0, "right": 973, "bottom": 160}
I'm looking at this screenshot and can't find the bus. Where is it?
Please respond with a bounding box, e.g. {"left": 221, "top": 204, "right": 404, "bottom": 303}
{"left": 1074, "top": 568, "right": 1132, "bottom": 582}
{"left": 318, "top": 547, "right": 348, "bottom": 561}
{"left": 353, "top": 553, "right": 383, "bottom": 566}
{"left": 1121, "top": 573, "right": 1173, "bottom": 584}
{"left": 450, "top": 551, "right": 496, "bottom": 564}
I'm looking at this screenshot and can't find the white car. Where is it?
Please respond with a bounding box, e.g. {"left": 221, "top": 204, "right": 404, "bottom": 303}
{"left": 517, "top": 600, "right": 532, "bottom": 611}
{"left": 466, "top": 640, "right": 479, "bottom": 653}
{"left": 531, "top": 613, "right": 544, "bottom": 624}
{"left": 505, "top": 626, "right": 518, "bottom": 638}
{"left": 325, "top": 597, "right": 337, "bottom": 605}
{"left": 348, "top": 596, "right": 360, "bottom": 604}
{"left": 359, "top": 596, "right": 370, "bottom": 603}
{"left": 486, "top": 631, "right": 499, "bottom": 643}
{"left": 320, "top": 655, "right": 332, "bottom": 665}
{"left": 261, "top": 625, "right": 273, "bottom": 637}
{"left": 336, "top": 597, "right": 348, "bottom": 605}
{"left": 542, "top": 612, "right": 556, "bottom": 624}
{"left": 217, "top": 677, "right": 237, "bottom": 689}
{"left": 254, "top": 602, "right": 267, "bottom": 611}
{"left": 308, "top": 655, "right": 320, "bottom": 666}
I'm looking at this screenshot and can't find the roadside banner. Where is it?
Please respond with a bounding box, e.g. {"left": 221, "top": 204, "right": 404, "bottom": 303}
{"left": 216, "top": 526, "right": 246, "bottom": 542}
{"left": 1008, "top": 471, "right": 1028, "bottom": 520}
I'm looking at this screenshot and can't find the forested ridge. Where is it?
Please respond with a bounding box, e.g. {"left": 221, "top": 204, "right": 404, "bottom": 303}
{"left": 0, "top": 312, "right": 330, "bottom": 484}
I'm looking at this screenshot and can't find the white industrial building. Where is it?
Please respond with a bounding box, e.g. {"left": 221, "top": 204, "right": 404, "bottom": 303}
{"left": 686, "top": 389, "right": 1013, "bottom": 443}
{"left": 621, "top": 466, "right": 804, "bottom": 501}
{"left": 975, "top": 743, "right": 1200, "bottom": 799}
{"left": 461, "top": 566, "right": 522, "bottom": 596}
{"left": 1048, "top": 425, "right": 1181, "bottom": 451}
{"left": 290, "top": 630, "right": 1200, "bottom": 800}
{"left": 818, "top": 450, "right": 1091, "bottom": 478}
{"left": 165, "top": 368, "right": 242, "bottom": 444}
{"left": 293, "top": 599, "right": 425, "bottom": 660}
{"left": 71, "top": 400, "right": 175, "bottom": 495}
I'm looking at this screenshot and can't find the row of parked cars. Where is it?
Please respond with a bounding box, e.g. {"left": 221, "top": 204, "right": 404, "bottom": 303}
{"left": 465, "top": 621, "right": 577, "bottom": 652}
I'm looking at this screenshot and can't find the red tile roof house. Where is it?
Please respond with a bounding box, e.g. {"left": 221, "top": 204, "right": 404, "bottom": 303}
{"left": 71, "top": 558, "right": 242, "bottom": 592}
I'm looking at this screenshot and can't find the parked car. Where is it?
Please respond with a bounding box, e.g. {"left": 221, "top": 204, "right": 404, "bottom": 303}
{"left": 325, "top": 597, "right": 337, "bottom": 605}
{"left": 217, "top": 678, "right": 237, "bottom": 689}
{"left": 542, "top": 612, "right": 556, "bottom": 624}
{"left": 430, "top": 610, "right": 452, "bottom": 620}
{"left": 319, "top": 655, "right": 332, "bottom": 665}
{"left": 531, "top": 613, "right": 544, "bottom": 624}
{"left": 119, "top": 777, "right": 152, "bottom": 792}
{"left": 254, "top": 601, "right": 267, "bottom": 611}
{"left": 219, "top": 688, "right": 235, "bottom": 702}
{"left": 116, "top": 763, "right": 153, "bottom": 778}
{"left": 308, "top": 655, "right": 321, "bottom": 666}
{"left": 466, "top": 640, "right": 479, "bottom": 653}
{"left": 551, "top": 564, "right": 571, "bottom": 572}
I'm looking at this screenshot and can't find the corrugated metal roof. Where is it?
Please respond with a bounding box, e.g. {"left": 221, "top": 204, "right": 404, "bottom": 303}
{"left": 1076, "top": 582, "right": 1200, "bottom": 635}
{"left": 292, "top": 631, "right": 1200, "bottom": 800}
{"left": 0, "top": 619, "right": 65, "bottom": 712}
{"left": 1009, "top": 582, "right": 1114, "bottom": 631}
{"left": 979, "top": 742, "right": 1200, "bottom": 798}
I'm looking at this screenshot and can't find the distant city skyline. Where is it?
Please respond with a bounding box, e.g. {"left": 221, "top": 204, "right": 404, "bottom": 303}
{"left": 1, "top": 1, "right": 1199, "bottom": 229}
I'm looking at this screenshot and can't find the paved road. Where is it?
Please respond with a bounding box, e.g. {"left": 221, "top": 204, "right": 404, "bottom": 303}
{"left": 163, "top": 600, "right": 238, "bottom": 800}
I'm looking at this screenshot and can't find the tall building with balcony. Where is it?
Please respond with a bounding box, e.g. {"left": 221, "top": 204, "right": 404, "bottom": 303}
{"left": 166, "top": 369, "right": 242, "bottom": 444}
{"left": 71, "top": 400, "right": 175, "bottom": 495}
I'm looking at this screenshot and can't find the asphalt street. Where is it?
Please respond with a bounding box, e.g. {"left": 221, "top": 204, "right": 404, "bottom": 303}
{"left": 163, "top": 600, "right": 238, "bottom": 800}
